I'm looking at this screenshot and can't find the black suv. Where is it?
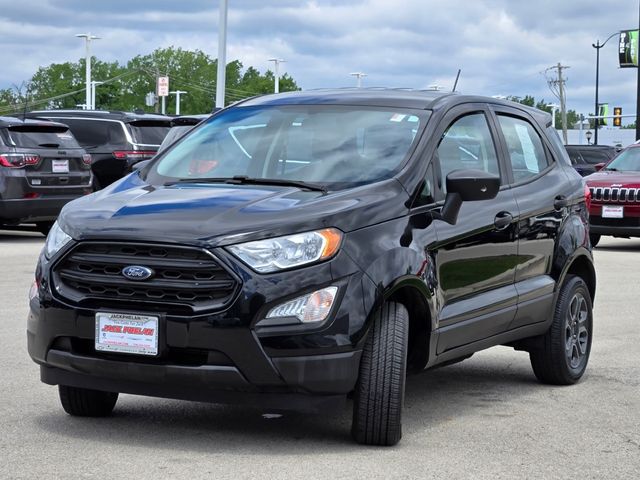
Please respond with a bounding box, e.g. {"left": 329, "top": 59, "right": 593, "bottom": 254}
{"left": 565, "top": 144, "right": 618, "bottom": 176}
{"left": 26, "top": 110, "right": 171, "bottom": 189}
{"left": 28, "top": 90, "right": 595, "bottom": 446}
{"left": 0, "top": 117, "right": 92, "bottom": 233}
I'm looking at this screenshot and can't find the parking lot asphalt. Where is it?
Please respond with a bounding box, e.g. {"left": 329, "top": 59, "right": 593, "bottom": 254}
{"left": 1, "top": 229, "right": 638, "bottom": 479}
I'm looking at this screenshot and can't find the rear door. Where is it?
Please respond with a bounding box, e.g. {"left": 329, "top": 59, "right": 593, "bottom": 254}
{"left": 490, "top": 105, "right": 572, "bottom": 329}
{"left": 429, "top": 104, "right": 520, "bottom": 354}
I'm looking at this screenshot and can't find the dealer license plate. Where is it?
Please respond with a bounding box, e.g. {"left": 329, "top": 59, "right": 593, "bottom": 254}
{"left": 52, "top": 159, "right": 69, "bottom": 173}
{"left": 95, "top": 312, "right": 159, "bottom": 356}
{"left": 602, "top": 205, "right": 624, "bottom": 218}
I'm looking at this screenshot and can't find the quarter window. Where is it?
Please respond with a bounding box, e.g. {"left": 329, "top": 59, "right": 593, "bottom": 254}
{"left": 437, "top": 113, "right": 500, "bottom": 193}
{"left": 498, "top": 115, "right": 549, "bottom": 181}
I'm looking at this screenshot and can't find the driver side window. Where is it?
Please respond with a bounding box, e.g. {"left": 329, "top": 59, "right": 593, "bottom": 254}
{"left": 437, "top": 113, "right": 500, "bottom": 193}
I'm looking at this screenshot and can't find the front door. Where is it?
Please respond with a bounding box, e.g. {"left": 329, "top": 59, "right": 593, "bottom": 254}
{"left": 429, "top": 106, "right": 519, "bottom": 354}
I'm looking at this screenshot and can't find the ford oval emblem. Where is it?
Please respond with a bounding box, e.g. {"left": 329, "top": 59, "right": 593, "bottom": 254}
{"left": 121, "top": 265, "right": 154, "bottom": 281}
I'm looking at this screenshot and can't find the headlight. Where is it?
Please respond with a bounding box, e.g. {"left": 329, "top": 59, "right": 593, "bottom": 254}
{"left": 263, "top": 286, "right": 338, "bottom": 324}
{"left": 227, "top": 228, "right": 342, "bottom": 273}
{"left": 44, "top": 221, "right": 73, "bottom": 259}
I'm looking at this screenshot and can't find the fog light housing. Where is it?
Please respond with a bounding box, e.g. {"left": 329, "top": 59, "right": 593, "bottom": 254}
{"left": 264, "top": 286, "right": 338, "bottom": 325}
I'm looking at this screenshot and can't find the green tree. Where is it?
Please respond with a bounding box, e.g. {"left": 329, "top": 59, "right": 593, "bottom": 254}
{"left": 0, "top": 47, "right": 301, "bottom": 115}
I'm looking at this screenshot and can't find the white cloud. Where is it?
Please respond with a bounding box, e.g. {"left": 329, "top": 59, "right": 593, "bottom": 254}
{"left": 0, "top": 0, "right": 637, "bottom": 117}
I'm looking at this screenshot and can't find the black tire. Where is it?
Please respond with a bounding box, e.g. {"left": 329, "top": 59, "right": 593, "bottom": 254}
{"left": 58, "top": 385, "right": 118, "bottom": 417}
{"left": 351, "top": 301, "right": 409, "bottom": 446}
{"left": 36, "top": 222, "right": 54, "bottom": 236}
{"left": 589, "top": 234, "right": 601, "bottom": 247}
{"left": 529, "top": 275, "right": 593, "bottom": 385}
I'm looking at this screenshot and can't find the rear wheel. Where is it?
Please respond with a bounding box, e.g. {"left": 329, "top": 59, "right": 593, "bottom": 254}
{"left": 58, "top": 385, "right": 118, "bottom": 417}
{"left": 529, "top": 275, "right": 593, "bottom": 385}
{"left": 351, "top": 302, "right": 409, "bottom": 446}
{"left": 589, "top": 234, "right": 601, "bottom": 247}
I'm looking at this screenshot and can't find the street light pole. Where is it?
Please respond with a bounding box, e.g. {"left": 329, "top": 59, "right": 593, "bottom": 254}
{"left": 547, "top": 103, "right": 559, "bottom": 128}
{"left": 170, "top": 90, "right": 188, "bottom": 115}
{"left": 350, "top": 72, "right": 367, "bottom": 88}
{"left": 75, "top": 33, "right": 100, "bottom": 110}
{"left": 268, "top": 58, "right": 285, "bottom": 93}
{"left": 592, "top": 32, "right": 618, "bottom": 144}
{"left": 215, "top": 0, "right": 228, "bottom": 109}
{"left": 90, "top": 81, "right": 104, "bottom": 110}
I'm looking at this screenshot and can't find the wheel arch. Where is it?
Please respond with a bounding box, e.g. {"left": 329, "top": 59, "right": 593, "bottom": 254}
{"left": 557, "top": 250, "right": 596, "bottom": 303}
{"left": 383, "top": 277, "right": 434, "bottom": 371}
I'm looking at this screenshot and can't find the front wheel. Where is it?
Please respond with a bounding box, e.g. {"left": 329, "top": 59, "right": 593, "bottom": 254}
{"left": 529, "top": 275, "right": 593, "bottom": 385}
{"left": 351, "top": 302, "right": 409, "bottom": 446}
{"left": 58, "top": 385, "right": 118, "bottom": 417}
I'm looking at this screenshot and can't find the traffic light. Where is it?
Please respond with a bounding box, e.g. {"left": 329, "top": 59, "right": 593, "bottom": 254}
{"left": 613, "top": 107, "right": 622, "bottom": 127}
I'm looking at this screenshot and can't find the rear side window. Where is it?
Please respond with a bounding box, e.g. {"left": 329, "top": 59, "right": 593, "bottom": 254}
{"left": 437, "top": 113, "right": 500, "bottom": 193}
{"left": 581, "top": 150, "right": 613, "bottom": 164}
{"left": 128, "top": 121, "right": 170, "bottom": 145}
{"left": 2, "top": 126, "right": 81, "bottom": 149}
{"left": 498, "top": 115, "right": 549, "bottom": 181}
{"left": 53, "top": 119, "right": 127, "bottom": 148}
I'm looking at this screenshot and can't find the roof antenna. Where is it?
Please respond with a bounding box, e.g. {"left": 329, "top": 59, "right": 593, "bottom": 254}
{"left": 452, "top": 69, "right": 461, "bottom": 92}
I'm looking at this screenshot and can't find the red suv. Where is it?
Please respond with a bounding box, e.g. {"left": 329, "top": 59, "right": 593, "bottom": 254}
{"left": 586, "top": 144, "right": 640, "bottom": 246}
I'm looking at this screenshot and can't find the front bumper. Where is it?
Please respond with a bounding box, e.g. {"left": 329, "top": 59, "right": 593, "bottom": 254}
{"left": 589, "top": 210, "right": 640, "bottom": 238}
{"left": 28, "top": 245, "right": 373, "bottom": 403}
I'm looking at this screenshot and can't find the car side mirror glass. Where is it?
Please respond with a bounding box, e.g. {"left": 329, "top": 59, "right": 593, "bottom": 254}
{"left": 594, "top": 162, "right": 606, "bottom": 172}
{"left": 437, "top": 170, "right": 500, "bottom": 225}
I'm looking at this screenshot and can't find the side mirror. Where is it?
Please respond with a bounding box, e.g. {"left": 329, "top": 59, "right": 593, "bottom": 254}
{"left": 131, "top": 159, "right": 152, "bottom": 172}
{"left": 437, "top": 170, "right": 501, "bottom": 225}
{"left": 594, "top": 162, "right": 606, "bottom": 172}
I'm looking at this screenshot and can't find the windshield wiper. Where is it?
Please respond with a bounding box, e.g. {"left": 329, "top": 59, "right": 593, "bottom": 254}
{"left": 38, "top": 143, "right": 60, "bottom": 148}
{"left": 168, "top": 175, "right": 327, "bottom": 192}
{"left": 605, "top": 167, "right": 618, "bottom": 171}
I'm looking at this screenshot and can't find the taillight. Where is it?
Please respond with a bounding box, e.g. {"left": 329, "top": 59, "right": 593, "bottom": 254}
{"left": 0, "top": 153, "right": 41, "bottom": 168}
{"left": 113, "top": 151, "right": 156, "bottom": 160}
{"left": 82, "top": 153, "right": 92, "bottom": 166}
{"left": 584, "top": 184, "right": 592, "bottom": 210}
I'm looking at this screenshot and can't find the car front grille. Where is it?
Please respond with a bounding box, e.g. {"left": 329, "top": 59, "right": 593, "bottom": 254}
{"left": 590, "top": 186, "right": 640, "bottom": 203}
{"left": 52, "top": 242, "right": 240, "bottom": 314}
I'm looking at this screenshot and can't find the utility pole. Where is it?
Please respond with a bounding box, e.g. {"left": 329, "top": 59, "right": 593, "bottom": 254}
{"left": 170, "top": 90, "right": 188, "bottom": 115}
{"left": 545, "top": 63, "right": 570, "bottom": 144}
{"left": 636, "top": 1, "right": 640, "bottom": 141}
{"left": 350, "top": 72, "right": 367, "bottom": 88}
{"left": 216, "top": 0, "right": 228, "bottom": 109}
{"left": 268, "top": 58, "right": 285, "bottom": 93}
{"left": 75, "top": 33, "right": 100, "bottom": 110}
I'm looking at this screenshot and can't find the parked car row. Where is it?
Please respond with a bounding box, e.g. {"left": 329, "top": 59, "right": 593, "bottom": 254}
{"left": 1, "top": 110, "right": 218, "bottom": 234}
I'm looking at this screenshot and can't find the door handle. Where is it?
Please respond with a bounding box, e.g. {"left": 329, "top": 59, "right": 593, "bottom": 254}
{"left": 554, "top": 195, "right": 568, "bottom": 210}
{"left": 494, "top": 211, "right": 513, "bottom": 230}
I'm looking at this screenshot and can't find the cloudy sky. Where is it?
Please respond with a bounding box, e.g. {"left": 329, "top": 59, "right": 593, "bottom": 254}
{"left": 1, "top": 0, "right": 639, "bottom": 119}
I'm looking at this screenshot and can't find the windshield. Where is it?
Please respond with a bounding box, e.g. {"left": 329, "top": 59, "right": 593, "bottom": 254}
{"left": 129, "top": 121, "right": 171, "bottom": 146}
{"left": 3, "top": 126, "right": 81, "bottom": 149}
{"left": 147, "top": 105, "right": 427, "bottom": 189}
{"left": 606, "top": 148, "right": 640, "bottom": 171}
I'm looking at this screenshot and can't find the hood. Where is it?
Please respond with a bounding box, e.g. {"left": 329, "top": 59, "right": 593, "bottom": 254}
{"left": 585, "top": 170, "right": 640, "bottom": 188}
{"left": 59, "top": 172, "right": 409, "bottom": 247}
